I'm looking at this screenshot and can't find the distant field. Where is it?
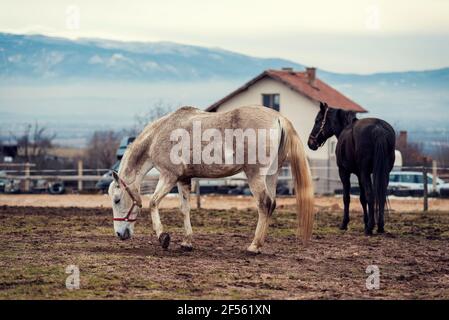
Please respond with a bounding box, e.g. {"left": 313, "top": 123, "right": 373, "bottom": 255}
{"left": 0, "top": 202, "right": 448, "bottom": 299}
{"left": 1, "top": 194, "right": 449, "bottom": 211}
{"left": 48, "top": 147, "right": 85, "bottom": 158}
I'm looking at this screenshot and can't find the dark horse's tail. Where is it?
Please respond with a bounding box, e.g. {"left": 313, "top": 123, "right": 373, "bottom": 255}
{"left": 372, "top": 125, "right": 395, "bottom": 224}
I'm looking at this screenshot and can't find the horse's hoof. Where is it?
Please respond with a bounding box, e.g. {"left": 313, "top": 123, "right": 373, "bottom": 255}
{"left": 159, "top": 232, "right": 170, "bottom": 249}
{"left": 246, "top": 250, "right": 261, "bottom": 256}
{"left": 364, "top": 230, "right": 373, "bottom": 236}
{"left": 180, "top": 243, "right": 193, "bottom": 252}
{"left": 377, "top": 228, "right": 385, "bottom": 234}
{"left": 246, "top": 245, "right": 261, "bottom": 255}
{"left": 339, "top": 224, "right": 348, "bottom": 230}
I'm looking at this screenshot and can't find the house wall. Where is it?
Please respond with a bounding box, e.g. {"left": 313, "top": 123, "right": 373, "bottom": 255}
{"left": 214, "top": 77, "right": 340, "bottom": 194}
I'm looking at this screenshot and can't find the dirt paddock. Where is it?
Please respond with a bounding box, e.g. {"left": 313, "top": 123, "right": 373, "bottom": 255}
{"left": 0, "top": 195, "right": 448, "bottom": 299}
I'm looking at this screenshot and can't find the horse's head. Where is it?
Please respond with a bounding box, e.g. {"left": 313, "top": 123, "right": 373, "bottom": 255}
{"left": 308, "top": 102, "right": 356, "bottom": 150}
{"left": 108, "top": 171, "right": 142, "bottom": 240}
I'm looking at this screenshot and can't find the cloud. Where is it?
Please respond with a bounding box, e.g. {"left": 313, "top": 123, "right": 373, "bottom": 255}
{"left": 88, "top": 55, "right": 103, "bottom": 64}
{"left": 107, "top": 53, "right": 132, "bottom": 66}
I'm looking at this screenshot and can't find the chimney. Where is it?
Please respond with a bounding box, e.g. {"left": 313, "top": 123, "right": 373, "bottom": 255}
{"left": 306, "top": 67, "right": 316, "bottom": 85}
{"left": 398, "top": 131, "right": 408, "bottom": 149}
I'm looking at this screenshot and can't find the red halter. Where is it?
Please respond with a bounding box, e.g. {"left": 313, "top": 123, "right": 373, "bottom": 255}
{"left": 112, "top": 177, "right": 142, "bottom": 223}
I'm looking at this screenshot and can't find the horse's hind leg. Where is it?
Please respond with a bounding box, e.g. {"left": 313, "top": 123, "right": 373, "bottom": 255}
{"left": 150, "top": 173, "right": 177, "bottom": 249}
{"left": 377, "top": 176, "right": 389, "bottom": 234}
{"left": 246, "top": 171, "right": 277, "bottom": 254}
{"left": 360, "top": 171, "right": 375, "bottom": 235}
{"left": 178, "top": 180, "right": 193, "bottom": 251}
{"left": 377, "top": 205, "right": 385, "bottom": 234}
{"left": 358, "top": 178, "right": 368, "bottom": 226}
{"left": 339, "top": 169, "right": 351, "bottom": 230}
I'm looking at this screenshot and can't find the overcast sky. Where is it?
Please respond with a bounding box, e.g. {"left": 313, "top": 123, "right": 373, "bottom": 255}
{"left": 1, "top": 0, "right": 448, "bottom": 73}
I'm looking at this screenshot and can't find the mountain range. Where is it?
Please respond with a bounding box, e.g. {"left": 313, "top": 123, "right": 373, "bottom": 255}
{"left": 0, "top": 32, "right": 308, "bottom": 82}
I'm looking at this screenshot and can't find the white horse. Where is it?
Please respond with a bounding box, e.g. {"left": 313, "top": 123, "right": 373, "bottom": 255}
{"left": 109, "top": 106, "right": 314, "bottom": 254}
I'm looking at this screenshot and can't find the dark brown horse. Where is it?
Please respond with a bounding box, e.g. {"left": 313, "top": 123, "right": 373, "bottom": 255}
{"left": 308, "top": 102, "right": 395, "bottom": 235}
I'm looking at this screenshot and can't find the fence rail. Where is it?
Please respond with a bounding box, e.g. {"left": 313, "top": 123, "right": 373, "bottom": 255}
{"left": 2, "top": 161, "right": 449, "bottom": 212}
{"left": 4, "top": 175, "right": 103, "bottom": 182}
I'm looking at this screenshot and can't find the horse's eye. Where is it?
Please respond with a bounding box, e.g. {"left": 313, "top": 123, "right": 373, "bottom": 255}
{"left": 114, "top": 198, "right": 120, "bottom": 204}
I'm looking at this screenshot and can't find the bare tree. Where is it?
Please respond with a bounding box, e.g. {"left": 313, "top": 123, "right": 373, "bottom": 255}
{"left": 397, "top": 141, "right": 428, "bottom": 166}
{"left": 14, "top": 122, "right": 56, "bottom": 168}
{"left": 84, "top": 131, "right": 120, "bottom": 169}
{"left": 396, "top": 131, "right": 430, "bottom": 166}
{"left": 433, "top": 144, "right": 449, "bottom": 167}
{"left": 131, "top": 100, "right": 175, "bottom": 134}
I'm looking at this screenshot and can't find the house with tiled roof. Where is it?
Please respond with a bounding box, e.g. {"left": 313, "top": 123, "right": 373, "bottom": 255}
{"left": 206, "top": 67, "right": 367, "bottom": 194}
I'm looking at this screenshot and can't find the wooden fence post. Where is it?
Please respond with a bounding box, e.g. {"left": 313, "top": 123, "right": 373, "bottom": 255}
{"left": 195, "top": 179, "right": 201, "bottom": 209}
{"left": 24, "top": 162, "right": 31, "bottom": 193}
{"left": 432, "top": 160, "right": 437, "bottom": 195}
{"left": 77, "top": 160, "right": 83, "bottom": 192}
{"left": 422, "top": 158, "right": 428, "bottom": 212}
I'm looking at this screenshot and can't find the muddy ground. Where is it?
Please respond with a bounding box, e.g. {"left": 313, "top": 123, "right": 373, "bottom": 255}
{"left": 0, "top": 203, "right": 448, "bottom": 299}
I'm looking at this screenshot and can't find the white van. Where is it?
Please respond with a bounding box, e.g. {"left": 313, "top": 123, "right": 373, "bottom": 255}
{"left": 389, "top": 171, "right": 446, "bottom": 196}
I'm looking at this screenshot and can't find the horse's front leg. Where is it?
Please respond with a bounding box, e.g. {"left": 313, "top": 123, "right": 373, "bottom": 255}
{"left": 150, "top": 174, "right": 177, "bottom": 249}
{"left": 178, "top": 181, "right": 193, "bottom": 251}
{"left": 339, "top": 169, "right": 351, "bottom": 230}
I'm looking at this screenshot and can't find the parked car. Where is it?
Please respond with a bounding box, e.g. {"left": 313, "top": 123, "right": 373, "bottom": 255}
{"left": 0, "top": 170, "right": 21, "bottom": 193}
{"left": 0, "top": 171, "right": 6, "bottom": 192}
{"left": 95, "top": 161, "right": 120, "bottom": 193}
{"left": 389, "top": 171, "right": 446, "bottom": 197}
{"left": 47, "top": 181, "right": 66, "bottom": 194}
{"left": 440, "top": 185, "right": 449, "bottom": 198}
{"left": 117, "top": 136, "right": 135, "bottom": 160}
{"left": 96, "top": 136, "right": 135, "bottom": 193}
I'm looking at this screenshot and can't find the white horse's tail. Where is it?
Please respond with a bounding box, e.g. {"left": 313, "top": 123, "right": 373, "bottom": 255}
{"left": 279, "top": 117, "right": 315, "bottom": 245}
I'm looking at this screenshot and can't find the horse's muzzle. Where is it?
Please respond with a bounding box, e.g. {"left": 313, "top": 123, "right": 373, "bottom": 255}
{"left": 117, "top": 228, "right": 131, "bottom": 240}
{"left": 308, "top": 137, "right": 319, "bottom": 151}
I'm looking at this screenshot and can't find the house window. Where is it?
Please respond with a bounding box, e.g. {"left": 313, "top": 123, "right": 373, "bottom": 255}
{"left": 262, "top": 94, "right": 280, "bottom": 111}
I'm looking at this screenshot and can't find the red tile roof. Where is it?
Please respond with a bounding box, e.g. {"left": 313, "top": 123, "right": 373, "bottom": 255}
{"left": 207, "top": 69, "right": 367, "bottom": 113}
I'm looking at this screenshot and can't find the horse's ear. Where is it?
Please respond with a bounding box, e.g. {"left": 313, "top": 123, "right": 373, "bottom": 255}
{"left": 319, "top": 102, "right": 326, "bottom": 111}
{"left": 112, "top": 170, "right": 120, "bottom": 183}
